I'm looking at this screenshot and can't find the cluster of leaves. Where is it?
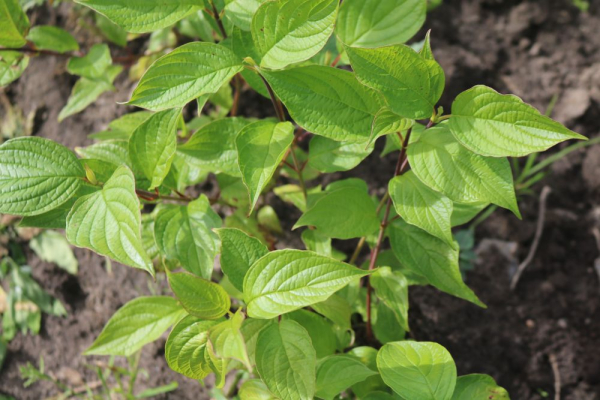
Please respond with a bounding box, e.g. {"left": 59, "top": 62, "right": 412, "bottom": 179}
{"left": 0, "top": 0, "right": 585, "bottom": 399}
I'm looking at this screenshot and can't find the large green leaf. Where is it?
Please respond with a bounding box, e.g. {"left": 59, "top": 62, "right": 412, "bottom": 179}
{"left": 377, "top": 341, "right": 457, "bottom": 400}
{"left": 371, "top": 267, "right": 409, "bottom": 331}
{"left": 315, "top": 355, "right": 378, "bottom": 400}
{"left": 244, "top": 250, "right": 370, "bottom": 319}
{"left": 236, "top": 120, "right": 294, "bottom": 213}
{"left": 128, "top": 42, "right": 243, "bottom": 111}
{"left": 0, "top": 0, "right": 29, "bottom": 47}
{"left": 346, "top": 44, "right": 444, "bottom": 119}
{"left": 294, "top": 186, "right": 379, "bottom": 239}
{"left": 154, "top": 196, "right": 221, "bottom": 279}
{"left": 178, "top": 117, "right": 251, "bottom": 177}
{"left": 0, "top": 50, "right": 29, "bottom": 86}
{"left": 255, "top": 320, "right": 316, "bottom": 400}
{"left": 129, "top": 108, "right": 180, "bottom": 189}
{"left": 389, "top": 171, "right": 454, "bottom": 246}
{"left": 336, "top": 0, "right": 425, "bottom": 48}
{"left": 308, "top": 136, "right": 374, "bottom": 173}
{"left": 75, "top": 0, "right": 202, "bottom": 33}
{"left": 215, "top": 228, "right": 268, "bottom": 292}
{"left": 451, "top": 374, "right": 510, "bottom": 400}
{"left": 66, "top": 166, "right": 153, "bottom": 275}
{"left": 27, "top": 26, "right": 79, "bottom": 53}
{"left": 407, "top": 126, "right": 520, "bottom": 217}
{"left": 0, "top": 137, "right": 85, "bottom": 216}
{"left": 85, "top": 296, "right": 186, "bottom": 356}
{"left": 262, "top": 66, "right": 383, "bottom": 143}
{"left": 239, "top": 379, "right": 276, "bottom": 400}
{"left": 449, "top": 85, "right": 585, "bottom": 157}
{"left": 167, "top": 271, "right": 230, "bottom": 319}
{"left": 389, "top": 219, "right": 484, "bottom": 307}
{"left": 225, "top": 0, "right": 266, "bottom": 31}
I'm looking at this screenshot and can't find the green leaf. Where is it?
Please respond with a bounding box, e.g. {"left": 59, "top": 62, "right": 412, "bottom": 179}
{"left": 215, "top": 228, "right": 269, "bottom": 292}
{"left": 208, "top": 310, "right": 251, "bottom": 369}
{"left": 451, "top": 201, "right": 488, "bottom": 227}
{"left": 389, "top": 171, "right": 454, "bottom": 247}
{"left": 0, "top": 137, "right": 85, "bottom": 216}
{"left": 407, "top": 125, "right": 520, "bottom": 217}
{"left": 178, "top": 117, "right": 251, "bottom": 177}
{"left": 451, "top": 374, "right": 510, "bottom": 400}
{"left": 0, "top": 0, "right": 29, "bottom": 47}
{"left": 66, "top": 166, "right": 153, "bottom": 275}
{"left": 29, "top": 231, "right": 78, "bottom": 275}
{"left": 389, "top": 219, "right": 484, "bottom": 307}
{"left": 85, "top": 296, "right": 186, "bottom": 356}
{"left": 262, "top": 65, "right": 383, "bottom": 143}
{"left": 371, "top": 267, "right": 409, "bottom": 331}
{"left": 0, "top": 51, "right": 29, "bottom": 86}
{"left": 312, "top": 294, "right": 351, "bottom": 330}
{"left": 128, "top": 42, "right": 243, "bottom": 111}
{"left": 154, "top": 196, "right": 221, "bottom": 279}
{"left": 449, "top": 85, "right": 586, "bottom": 157}
{"left": 26, "top": 26, "right": 79, "bottom": 53}
{"left": 165, "top": 315, "right": 219, "bottom": 380}
{"left": 225, "top": 0, "right": 265, "bottom": 31}
{"left": 95, "top": 13, "right": 128, "bottom": 47}
{"left": 369, "top": 107, "right": 414, "bottom": 146}
{"left": 346, "top": 44, "right": 444, "bottom": 119}
{"left": 251, "top": 0, "right": 338, "bottom": 69}
{"left": 67, "top": 44, "right": 112, "bottom": 79}
{"left": 348, "top": 346, "right": 388, "bottom": 397}
{"left": 336, "top": 0, "right": 426, "bottom": 48}
{"left": 129, "top": 108, "right": 180, "bottom": 189}
{"left": 236, "top": 120, "right": 294, "bottom": 213}
{"left": 308, "top": 136, "right": 374, "bottom": 173}
{"left": 301, "top": 229, "right": 332, "bottom": 257}
{"left": 255, "top": 319, "right": 316, "bottom": 400}
{"left": 75, "top": 0, "right": 202, "bottom": 33}
{"left": 315, "top": 355, "right": 378, "bottom": 400}
{"left": 76, "top": 140, "right": 131, "bottom": 168}
{"left": 239, "top": 379, "right": 276, "bottom": 400}
{"left": 377, "top": 341, "right": 457, "bottom": 400}
{"left": 240, "top": 318, "right": 275, "bottom": 366}
{"left": 283, "top": 310, "right": 337, "bottom": 359}
{"left": 90, "top": 111, "right": 153, "bottom": 140}
{"left": 167, "top": 271, "right": 230, "bottom": 319}
{"left": 294, "top": 186, "right": 379, "bottom": 239}
{"left": 244, "top": 249, "right": 370, "bottom": 319}
{"left": 373, "top": 302, "right": 405, "bottom": 344}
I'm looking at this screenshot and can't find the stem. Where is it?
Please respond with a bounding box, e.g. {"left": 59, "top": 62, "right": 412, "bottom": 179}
{"left": 349, "top": 193, "right": 389, "bottom": 266}
{"left": 230, "top": 74, "right": 243, "bottom": 116}
{"left": 209, "top": 0, "right": 228, "bottom": 39}
{"left": 259, "top": 74, "right": 286, "bottom": 122}
{"left": 135, "top": 189, "right": 192, "bottom": 203}
{"left": 290, "top": 143, "right": 308, "bottom": 200}
{"left": 0, "top": 46, "right": 81, "bottom": 58}
{"left": 331, "top": 53, "right": 342, "bottom": 67}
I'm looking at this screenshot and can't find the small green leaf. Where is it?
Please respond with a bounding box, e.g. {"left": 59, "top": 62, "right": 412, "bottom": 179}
{"left": 451, "top": 374, "right": 510, "bottom": 400}
{"left": 336, "top": 0, "right": 426, "bottom": 48}
{"left": 301, "top": 229, "right": 332, "bottom": 257}
{"left": 262, "top": 65, "right": 383, "bottom": 143}
{"left": 154, "top": 196, "right": 221, "bottom": 279}
{"left": 95, "top": 13, "right": 128, "bottom": 46}
{"left": 75, "top": 0, "right": 202, "bottom": 33}
{"left": 67, "top": 44, "right": 112, "bottom": 79}
{"left": 129, "top": 108, "right": 180, "bottom": 189}
{"left": 0, "top": 137, "right": 85, "bottom": 216}
{"left": 66, "top": 166, "right": 153, "bottom": 275}
{"left": 315, "top": 355, "right": 378, "bottom": 400}
{"left": 252, "top": 0, "right": 338, "bottom": 69}
{"left": 85, "top": 296, "right": 186, "bottom": 356}
{"left": 167, "top": 271, "right": 230, "bottom": 320}
{"left": 244, "top": 249, "right": 370, "bottom": 319}
{"left": 128, "top": 42, "right": 243, "bottom": 111}
{"left": 255, "top": 320, "right": 316, "bottom": 400}
{"left": 0, "top": 0, "right": 30, "bottom": 47}
{"left": 236, "top": 120, "right": 294, "bottom": 214}
{"left": 369, "top": 107, "right": 414, "bottom": 146}
{"left": 208, "top": 310, "right": 251, "bottom": 369}
{"left": 90, "top": 111, "right": 153, "bottom": 140}
{"left": 373, "top": 302, "right": 405, "bottom": 344}
{"left": 312, "top": 294, "right": 351, "bottom": 330}
{"left": 451, "top": 201, "right": 488, "bottom": 227}
{"left": 308, "top": 136, "right": 374, "bottom": 173}
{"left": 0, "top": 51, "right": 29, "bottom": 86}
{"left": 283, "top": 310, "right": 337, "bottom": 359}
{"left": 371, "top": 267, "right": 409, "bottom": 331}
{"left": 27, "top": 26, "right": 79, "bottom": 53}
{"left": 225, "top": 0, "right": 266, "bottom": 31}
{"left": 449, "top": 85, "right": 586, "bottom": 157}
{"left": 377, "top": 341, "right": 457, "bottom": 400}
{"left": 240, "top": 318, "right": 275, "bottom": 366}
{"left": 389, "top": 171, "right": 454, "bottom": 246}
{"left": 76, "top": 140, "right": 131, "bottom": 168}
{"left": 346, "top": 44, "right": 444, "bottom": 119}
{"left": 348, "top": 346, "right": 388, "bottom": 397}
{"left": 29, "top": 231, "right": 78, "bottom": 275}
{"left": 239, "top": 379, "right": 276, "bottom": 400}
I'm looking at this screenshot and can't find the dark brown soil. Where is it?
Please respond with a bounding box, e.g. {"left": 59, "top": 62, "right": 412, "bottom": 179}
{"left": 1, "top": 0, "right": 600, "bottom": 399}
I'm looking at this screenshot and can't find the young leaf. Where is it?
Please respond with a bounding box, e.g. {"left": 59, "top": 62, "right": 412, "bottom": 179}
{"left": 75, "top": 0, "right": 202, "bottom": 33}
{"left": 76, "top": 140, "right": 131, "bottom": 168}
{"left": 128, "top": 42, "right": 243, "bottom": 111}
{"left": 283, "top": 310, "right": 337, "bottom": 358}
{"left": 236, "top": 120, "right": 294, "bottom": 213}
{"left": 0, "top": 0, "right": 30, "bottom": 47}
{"left": 389, "top": 171, "right": 454, "bottom": 247}
{"left": 336, "top": 0, "right": 426, "bottom": 48}
{"left": 215, "top": 228, "right": 269, "bottom": 292}
{"left": 377, "top": 341, "right": 457, "bottom": 400}
{"left": 315, "top": 355, "right": 378, "bottom": 400}
{"left": 167, "top": 272, "right": 231, "bottom": 320}
{"left": 66, "top": 166, "right": 153, "bottom": 275}
{"left": 255, "top": 320, "right": 316, "bottom": 400}
{"left": 209, "top": 310, "right": 251, "bottom": 369}
{"left": 29, "top": 231, "right": 78, "bottom": 275}
{"left": 225, "top": 0, "right": 266, "bottom": 31}
{"left": 369, "top": 107, "right": 414, "bottom": 146}
{"left": 389, "top": 219, "right": 484, "bottom": 307}
{"left": 308, "top": 136, "right": 374, "bottom": 173}
{"left": 312, "top": 294, "right": 352, "bottom": 330}
{"left": 85, "top": 296, "right": 186, "bottom": 356}
{"left": 26, "top": 26, "right": 79, "bottom": 53}
{"left": 239, "top": 379, "right": 276, "bottom": 400}
{"left": 251, "top": 0, "right": 338, "bottom": 69}
{"left": 67, "top": 44, "right": 112, "bottom": 79}
{"left": 262, "top": 66, "right": 383, "bottom": 143}
{"left": 451, "top": 374, "right": 510, "bottom": 400}
{"left": 449, "top": 85, "right": 586, "bottom": 157}
{"left": 0, "top": 137, "right": 85, "bottom": 216}
{"left": 129, "top": 108, "right": 180, "bottom": 189}
{"left": 0, "top": 50, "right": 29, "bottom": 86}
{"left": 294, "top": 186, "right": 379, "bottom": 239}
{"left": 243, "top": 249, "right": 370, "bottom": 319}
{"left": 370, "top": 267, "right": 409, "bottom": 331}
{"left": 346, "top": 44, "right": 444, "bottom": 119}
{"left": 407, "top": 126, "right": 520, "bottom": 218}
{"left": 154, "top": 196, "right": 221, "bottom": 279}
{"left": 90, "top": 111, "right": 153, "bottom": 140}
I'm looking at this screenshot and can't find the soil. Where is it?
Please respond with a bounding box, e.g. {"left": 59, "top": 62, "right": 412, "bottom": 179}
{"left": 1, "top": 0, "right": 600, "bottom": 399}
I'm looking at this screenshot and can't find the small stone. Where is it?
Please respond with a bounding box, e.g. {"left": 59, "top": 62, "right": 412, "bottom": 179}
{"left": 557, "top": 319, "right": 568, "bottom": 329}
{"left": 526, "top": 319, "right": 535, "bottom": 328}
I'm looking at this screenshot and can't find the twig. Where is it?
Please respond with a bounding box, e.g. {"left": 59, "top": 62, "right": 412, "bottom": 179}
{"left": 510, "top": 186, "right": 552, "bottom": 290}
{"left": 209, "top": 0, "right": 228, "bottom": 39}
{"left": 135, "top": 189, "right": 192, "bottom": 203}
{"left": 591, "top": 228, "right": 600, "bottom": 288}
{"left": 549, "top": 353, "right": 561, "bottom": 400}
